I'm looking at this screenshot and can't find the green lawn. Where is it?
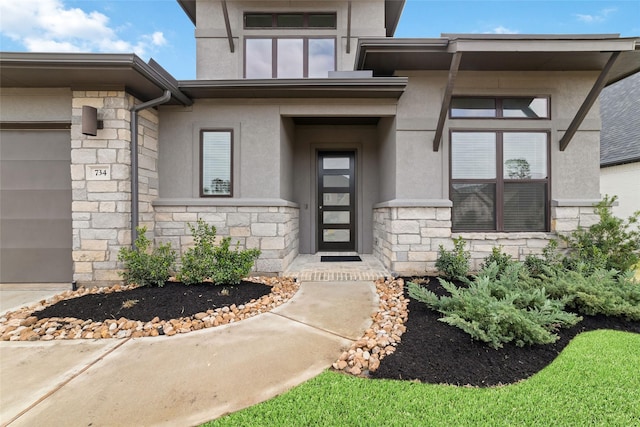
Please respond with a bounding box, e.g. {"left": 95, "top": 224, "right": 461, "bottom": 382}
{"left": 205, "top": 330, "right": 640, "bottom": 426}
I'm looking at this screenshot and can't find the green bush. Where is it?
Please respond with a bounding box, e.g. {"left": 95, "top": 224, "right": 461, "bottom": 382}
{"left": 409, "top": 262, "right": 581, "bottom": 349}
{"left": 481, "top": 246, "right": 516, "bottom": 276}
{"left": 529, "top": 266, "right": 640, "bottom": 321}
{"left": 118, "top": 226, "right": 176, "bottom": 287}
{"left": 210, "top": 237, "right": 261, "bottom": 285}
{"left": 435, "top": 236, "right": 470, "bottom": 279}
{"left": 178, "top": 219, "right": 261, "bottom": 285}
{"left": 523, "top": 239, "right": 564, "bottom": 278}
{"left": 178, "top": 219, "right": 218, "bottom": 285}
{"left": 561, "top": 195, "right": 640, "bottom": 274}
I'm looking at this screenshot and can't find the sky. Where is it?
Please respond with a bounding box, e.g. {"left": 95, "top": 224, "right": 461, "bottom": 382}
{"left": 1, "top": 0, "right": 639, "bottom": 80}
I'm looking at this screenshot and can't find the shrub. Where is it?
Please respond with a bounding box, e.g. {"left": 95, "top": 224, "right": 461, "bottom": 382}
{"left": 529, "top": 266, "right": 640, "bottom": 321}
{"left": 480, "top": 246, "right": 516, "bottom": 276}
{"left": 178, "top": 220, "right": 218, "bottom": 285}
{"left": 210, "top": 237, "right": 261, "bottom": 285}
{"left": 178, "top": 219, "right": 262, "bottom": 285}
{"left": 561, "top": 195, "right": 640, "bottom": 274}
{"left": 118, "top": 226, "right": 176, "bottom": 287}
{"left": 435, "top": 236, "right": 470, "bottom": 279}
{"left": 523, "top": 239, "right": 564, "bottom": 278}
{"left": 409, "top": 262, "right": 581, "bottom": 349}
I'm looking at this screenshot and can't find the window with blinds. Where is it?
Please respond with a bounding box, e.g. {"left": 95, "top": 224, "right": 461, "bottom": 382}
{"left": 451, "top": 131, "right": 549, "bottom": 232}
{"left": 201, "top": 130, "right": 232, "bottom": 197}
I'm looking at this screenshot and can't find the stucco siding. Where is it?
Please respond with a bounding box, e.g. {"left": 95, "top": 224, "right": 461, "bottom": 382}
{"left": 601, "top": 162, "right": 640, "bottom": 225}
{"left": 0, "top": 88, "right": 71, "bottom": 122}
{"left": 195, "top": 0, "right": 386, "bottom": 79}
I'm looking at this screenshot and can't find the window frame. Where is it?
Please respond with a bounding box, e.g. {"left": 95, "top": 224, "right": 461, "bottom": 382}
{"left": 449, "top": 129, "right": 551, "bottom": 232}
{"left": 199, "top": 129, "right": 234, "bottom": 198}
{"left": 450, "top": 96, "right": 551, "bottom": 120}
{"left": 244, "top": 36, "right": 336, "bottom": 78}
{"left": 244, "top": 12, "right": 337, "bottom": 29}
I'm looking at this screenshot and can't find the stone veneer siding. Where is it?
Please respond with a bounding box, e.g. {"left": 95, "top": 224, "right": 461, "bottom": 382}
{"left": 153, "top": 204, "right": 299, "bottom": 274}
{"left": 71, "top": 91, "right": 159, "bottom": 286}
{"left": 373, "top": 200, "right": 602, "bottom": 275}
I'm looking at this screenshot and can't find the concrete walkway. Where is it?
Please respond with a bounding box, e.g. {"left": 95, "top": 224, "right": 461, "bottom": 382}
{"left": 0, "top": 281, "right": 377, "bottom": 426}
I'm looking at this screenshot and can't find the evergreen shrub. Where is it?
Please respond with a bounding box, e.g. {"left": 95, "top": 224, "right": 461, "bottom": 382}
{"left": 118, "top": 226, "right": 176, "bottom": 287}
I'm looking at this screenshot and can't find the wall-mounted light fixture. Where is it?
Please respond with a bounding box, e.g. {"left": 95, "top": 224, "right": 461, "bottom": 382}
{"left": 81, "top": 105, "right": 104, "bottom": 136}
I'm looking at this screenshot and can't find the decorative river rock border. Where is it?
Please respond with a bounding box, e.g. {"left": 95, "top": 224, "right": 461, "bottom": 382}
{"left": 0, "top": 277, "right": 299, "bottom": 341}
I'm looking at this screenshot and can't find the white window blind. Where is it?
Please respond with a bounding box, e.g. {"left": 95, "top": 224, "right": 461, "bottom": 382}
{"left": 202, "top": 131, "right": 231, "bottom": 196}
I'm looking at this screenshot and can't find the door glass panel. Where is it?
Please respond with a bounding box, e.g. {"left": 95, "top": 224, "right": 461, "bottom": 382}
{"left": 323, "top": 211, "right": 350, "bottom": 224}
{"left": 323, "top": 175, "right": 349, "bottom": 188}
{"left": 323, "top": 157, "right": 349, "bottom": 169}
{"left": 323, "top": 193, "right": 349, "bottom": 206}
{"left": 323, "top": 229, "right": 350, "bottom": 242}
{"left": 277, "top": 39, "right": 303, "bottom": 78}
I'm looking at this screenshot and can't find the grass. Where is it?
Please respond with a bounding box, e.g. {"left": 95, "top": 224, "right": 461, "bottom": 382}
{"left": 205, "top": 330, "right": 640, "bottom": 426}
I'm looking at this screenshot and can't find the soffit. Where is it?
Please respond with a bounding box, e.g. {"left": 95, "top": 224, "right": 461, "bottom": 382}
{"left": 178, "top": 78, "right": 408, "bottom": 99}
{"left": 357, "top": 35, "right": 640, "bottom": 85}
{"left": 0, "top": 52, "right": 191, "bottom": 105}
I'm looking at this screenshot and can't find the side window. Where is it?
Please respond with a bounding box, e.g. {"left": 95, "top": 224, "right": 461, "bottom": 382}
{"left": 200, "top": 130, "right": 232, "bottom": 197}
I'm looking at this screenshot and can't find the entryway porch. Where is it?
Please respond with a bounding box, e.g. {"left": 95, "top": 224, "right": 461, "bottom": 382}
{"left": 284, "top": 252, "right": 390, "bottom": 281}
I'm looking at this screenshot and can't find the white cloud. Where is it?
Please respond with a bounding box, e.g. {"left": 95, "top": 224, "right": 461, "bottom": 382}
{"left": 0, "top": 0, "right": 165, "bottom": 58}
{"left": 576, "top": 7, "right": 617, "bottom": 24}
{"left": 486, "top": 26, "right": 519, "bottom": 35}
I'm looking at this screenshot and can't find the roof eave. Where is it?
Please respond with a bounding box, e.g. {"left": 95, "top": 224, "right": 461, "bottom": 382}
{"left": 178, "top": 77, "right": 408, "bottom": 99}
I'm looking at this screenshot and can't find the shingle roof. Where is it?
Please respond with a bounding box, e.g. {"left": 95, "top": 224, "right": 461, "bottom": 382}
{"left": 600, "top": 72, "right": 640, "bottom": 166}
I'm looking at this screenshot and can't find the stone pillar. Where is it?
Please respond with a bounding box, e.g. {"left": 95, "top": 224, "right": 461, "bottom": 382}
{"left": 71, "top": 91, "right": 159, "bottom": 286}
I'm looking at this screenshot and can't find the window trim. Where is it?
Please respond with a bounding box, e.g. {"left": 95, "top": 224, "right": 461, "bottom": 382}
{"left": 199, "top": 129, "right": 234, "bottom": 198}
{"left": 244, "top": 12, "right": 337, "bottom": 29}
{"left": 449, "top": 129, "right": 551, "bottom": 232}
{"left": 244, "top": 36, "right": 336, "bottom": 78}
{"left": 450, "top": 96, "right": 551, "bottom": 120}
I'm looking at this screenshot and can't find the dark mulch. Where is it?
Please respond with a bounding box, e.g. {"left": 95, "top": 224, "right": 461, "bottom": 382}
{"left": 33, "top": 281, "right": 271, "bottom": 323}
{"left": 372, "top": 277, "right": 640, "bottom": 387}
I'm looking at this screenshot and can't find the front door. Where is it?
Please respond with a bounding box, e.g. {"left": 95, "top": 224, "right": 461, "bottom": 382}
{"left": 317, "top": 151, "right": 356, "bottom": 251}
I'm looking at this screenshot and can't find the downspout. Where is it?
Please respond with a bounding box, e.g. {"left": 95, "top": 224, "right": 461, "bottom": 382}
{"left": 130, "top": 90, "right": 172, "bottom": 247}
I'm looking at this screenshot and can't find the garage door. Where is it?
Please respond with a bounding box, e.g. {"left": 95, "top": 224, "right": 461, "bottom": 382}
{"left": 0, "top": 130, "right": 72, "bottom": 283}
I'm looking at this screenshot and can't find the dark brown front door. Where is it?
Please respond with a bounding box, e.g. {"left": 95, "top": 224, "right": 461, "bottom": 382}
{"left": 317, "top": 151, "right": 356, "bottom": 251}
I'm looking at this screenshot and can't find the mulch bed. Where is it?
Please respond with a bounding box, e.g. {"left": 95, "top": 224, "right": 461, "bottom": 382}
{"left": 371, "top": 277, "right": 640, "bottom": 386}
{"left": 34, "top": 281, "right": 271, "bottom": 323}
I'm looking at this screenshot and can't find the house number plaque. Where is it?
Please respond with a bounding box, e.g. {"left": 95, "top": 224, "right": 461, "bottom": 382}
{"left": 86, "top": 165, "right": 111, "bottom": 181}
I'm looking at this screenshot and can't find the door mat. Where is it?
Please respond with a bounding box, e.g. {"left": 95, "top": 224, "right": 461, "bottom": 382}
{"left": 320, "top": 255, "right": 362, "bottom": 262}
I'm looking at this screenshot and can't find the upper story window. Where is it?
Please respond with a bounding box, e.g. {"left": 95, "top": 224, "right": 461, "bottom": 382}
{"left": 451, "top": 96, "right": 550, "bottom": 119}
{"left": 245, "top": 38, "right": 335, "bottom": 78}
{"left": 244, "top": 13, "right": 337, "bottom": 29}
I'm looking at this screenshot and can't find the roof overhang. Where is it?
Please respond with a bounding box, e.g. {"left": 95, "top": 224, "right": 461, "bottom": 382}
{"left": 0, "top": 52, "right": 192, "bottom": 106}
{"left": 356, "top": 34, "right": 640, "bottom": 85}
{"left": 385, "top": 0, "right": 405, "bottom": 37}
{"left": 177, "top": 0, "right": 405, "bottom": 37}
{"left": 357, "top": 34, "right": 640, "bottom": 152}
{"left": 178, "top": 77, "right": 407, "bottom": 99}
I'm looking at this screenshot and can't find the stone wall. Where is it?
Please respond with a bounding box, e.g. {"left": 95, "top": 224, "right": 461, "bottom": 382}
{"left": 70, "top": 91, "right": 159, "bottom": 286}
{"left": 153, "top": 204, "right": 299, "bottom": 274}
{"left": 373, "top": 200, "right": 602, "bottom": 275}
